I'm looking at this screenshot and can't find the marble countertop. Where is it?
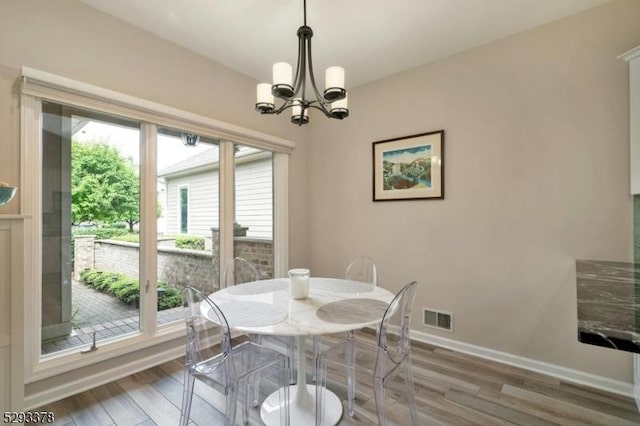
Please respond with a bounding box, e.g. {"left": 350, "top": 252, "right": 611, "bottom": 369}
{"left": 576, "top": 259, "right": 640, "bottom": 354}
{"left": 208, "top": 277, "right": 395, "bottom": 336}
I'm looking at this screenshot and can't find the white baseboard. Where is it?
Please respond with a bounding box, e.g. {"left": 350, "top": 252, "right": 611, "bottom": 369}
{"left": 23, "top": 329, "right": 635, "bottom": 409}
{"left": 410, "top": 329, "right": 635, "bottom": 398}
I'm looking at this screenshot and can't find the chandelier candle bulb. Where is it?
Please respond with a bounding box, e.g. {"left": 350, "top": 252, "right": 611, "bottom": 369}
{"left": 272, "top": 62, "right": 294, "bottom": 98}
{"left": 256, "top": 83, "right": 275, "bottom": 112}
{"left": 330, "top": 94, "right": 349, "bottom": 119}
{"left": 291, "top": 99, "right": 309, "bottom": 125}
{"left": 291, "top": 99, "right": 302, "bottom": 116}
{"left": 289, "top": 268, "right": 310, "bottom": 299}
{"left": 324, "top": 66, "right": 346, "bottom": 101}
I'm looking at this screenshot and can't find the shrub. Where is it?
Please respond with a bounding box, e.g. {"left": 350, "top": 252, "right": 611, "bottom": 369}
{"left": 79, "top": 268, "right": 99, "bottom": 283}
{"left": 110, "top": 276, "right": 139, "bottom": 305}
{"left": 94, "top": 272, "right": 115, "bottom": 292}
{"left": 175, "top": 235, "right": 205, "bottom": 251}
{"left": 158, "top": 281, "right": 182, "bottom": 310}
{"left": 79, "top": 269, "right": 180, "bottom": 310}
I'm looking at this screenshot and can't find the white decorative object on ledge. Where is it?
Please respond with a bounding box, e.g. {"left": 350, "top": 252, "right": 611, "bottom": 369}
{"left": 0, "top": 185, "right": 17, "bottom": 207}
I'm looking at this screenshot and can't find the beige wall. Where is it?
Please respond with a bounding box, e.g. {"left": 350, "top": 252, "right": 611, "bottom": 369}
{"left": 307, "top": 0, "right": 640, "bottom": 382}
{"left": 0, "top": 0, "right": 309, "bottom": 268}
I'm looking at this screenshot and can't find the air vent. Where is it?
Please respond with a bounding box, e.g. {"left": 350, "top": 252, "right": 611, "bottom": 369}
{"left": 423, "top": 308, "right": 453, "bottom": 332}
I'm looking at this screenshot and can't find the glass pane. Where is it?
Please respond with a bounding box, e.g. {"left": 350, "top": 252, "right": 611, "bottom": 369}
{"left": 233, "top": 144, "right": 274, "bottom": 281}
{"left": 156, "top": 128, "right": 219, "bottom": 326}
{"left": 41, "top": 102, "right": 141, "bottom": 356}
{"left": 180, "top": 187, "right": 188, "bottom": 233}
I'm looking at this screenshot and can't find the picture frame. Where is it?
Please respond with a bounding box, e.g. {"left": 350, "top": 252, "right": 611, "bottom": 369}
{"left": 372, "top": 130, "right": 444, "bottom": 201}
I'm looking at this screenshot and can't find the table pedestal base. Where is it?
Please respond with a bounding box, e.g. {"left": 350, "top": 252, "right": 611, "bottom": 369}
{"left": 260, "top": 384, "right": 341, "bottom": 426}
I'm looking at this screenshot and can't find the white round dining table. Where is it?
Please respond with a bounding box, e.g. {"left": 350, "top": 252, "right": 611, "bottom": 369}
{"left": 208, "top": 277, "right": 395, "bottom": 426}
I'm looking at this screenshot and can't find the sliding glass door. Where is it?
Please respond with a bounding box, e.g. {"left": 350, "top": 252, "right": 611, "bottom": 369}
{"left": 41, "top": 102, "right": 141, "bottom": 355}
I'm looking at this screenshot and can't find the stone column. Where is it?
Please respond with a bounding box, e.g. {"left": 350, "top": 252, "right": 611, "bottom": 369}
{"left": 211, "top": 227, "right": 221, "bottom": 290}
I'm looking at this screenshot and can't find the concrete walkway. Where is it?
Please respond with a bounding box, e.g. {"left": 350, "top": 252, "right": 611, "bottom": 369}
{"left": 41, "top": 281, "right": 183, "bottom": 355}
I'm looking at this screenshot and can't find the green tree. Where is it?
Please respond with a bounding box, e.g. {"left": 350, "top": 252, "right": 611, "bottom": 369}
{"left": 71, "top": 141, "right": 139, "bottom": 231}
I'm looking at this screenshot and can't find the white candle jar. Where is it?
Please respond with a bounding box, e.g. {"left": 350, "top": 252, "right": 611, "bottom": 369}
{"left": 289, "top": 268, "right": 310, "bottom": 299}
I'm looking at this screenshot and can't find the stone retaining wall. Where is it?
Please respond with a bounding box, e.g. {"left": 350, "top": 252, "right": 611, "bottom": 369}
{"left": 74, "top": 235, "right": 273, "bottom": 294}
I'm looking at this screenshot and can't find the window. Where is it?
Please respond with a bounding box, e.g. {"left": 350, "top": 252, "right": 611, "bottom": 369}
{"left": 157, "top": 127, "right": 219, "bottom": 326}
{"left": 179, "top": 186, "right": 189, "bottom": 234}
{"left": 234, "top": 144, "right": 274, "bottom": 279}
{"left": 40, "top": 102, "right": 142, "bottom": 355}
{"left": 21, "top": 67, "right": 293, "bottom": 383}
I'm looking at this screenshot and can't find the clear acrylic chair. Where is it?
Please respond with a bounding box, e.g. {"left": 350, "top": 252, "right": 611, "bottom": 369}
{"left": 345, "top": 255, "right": 378, "bottom": 286}
{"left": 222, "top": 257, "right": 260, "bottom": 289}
{"left": 315, "top": 281, "right": 419, "bottom": 425}
{"left": 223, "top": 257, "right": 296, "bottom": 398}
{"left": 343, "top": 256, "right": 378, "bottom": 342}
{"left": 312, "top": 256, "right": 378, "bottom": 381}
{"left": 180, "top": 287, "right": 290, "bottom": 426}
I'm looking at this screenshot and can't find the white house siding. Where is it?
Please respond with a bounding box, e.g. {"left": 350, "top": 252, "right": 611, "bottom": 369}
{"left": 165, "top": 171, "right": 219, "bottom": 237}
{"left": 235, "top": 157, "right": 273, "bottom": 239}
{"left": 163, "top": 157, "right": 272, "bottom": 239}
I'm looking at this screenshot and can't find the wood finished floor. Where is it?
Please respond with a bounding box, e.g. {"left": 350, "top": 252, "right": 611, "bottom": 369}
{"left": 37, "top": 333, "right": 640, "bottom": 425}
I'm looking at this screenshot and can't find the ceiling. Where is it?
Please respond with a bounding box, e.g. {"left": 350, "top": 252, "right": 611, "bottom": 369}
{"left": 79, "top": 0, "right": 611, "bottom": 89}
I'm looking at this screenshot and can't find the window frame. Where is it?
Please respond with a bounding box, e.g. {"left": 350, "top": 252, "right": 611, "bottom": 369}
{"left": 19, "top": 67, "right": 293, "bottom": 383}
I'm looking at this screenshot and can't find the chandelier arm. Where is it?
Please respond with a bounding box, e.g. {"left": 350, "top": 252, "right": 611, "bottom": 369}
{"left": 306, "top": 103, "right": 333, "bottom": 117}
{"left": 305, "top": 39, "right": 334, "bottom": 116}
{"left": 276, "top": 101, "right": 296, "bottom": 114}
{"left": 305, "top": 36, "right": 325, "bottom": 107}
{"left": 257, "top": 99, "right": 295, "bottom": 115}
{"left": 299, "top": 36, "right": 307, "bottom": 103}
{"left": 289, "top": 30, "right": 306, "bottom": 100}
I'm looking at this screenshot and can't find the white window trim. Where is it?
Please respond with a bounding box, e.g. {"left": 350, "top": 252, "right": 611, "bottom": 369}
{"left": 140, "top": 123, "right": 158, "bottom": 332}
{"left": 21, "top": 67, "right": 294, "bottom": 153}
{"left": 20, "top": 67, "right": 293, "bottom": 383}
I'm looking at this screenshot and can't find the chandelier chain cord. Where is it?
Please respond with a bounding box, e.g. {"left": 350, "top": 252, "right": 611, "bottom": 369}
{"left": 303, "top": 0, "right": 307, "bottom": 26}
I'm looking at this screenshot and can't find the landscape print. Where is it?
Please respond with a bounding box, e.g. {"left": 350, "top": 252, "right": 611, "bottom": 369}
{"left": 373, "top": 130, "right": 443, "bottom": 201}
{"left": 382, "top": 144, "right": 432, "bottom": 191}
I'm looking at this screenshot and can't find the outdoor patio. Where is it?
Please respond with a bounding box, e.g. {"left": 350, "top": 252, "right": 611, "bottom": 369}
{"left": 41, "top": 281, "right": 183, "bottom": 355}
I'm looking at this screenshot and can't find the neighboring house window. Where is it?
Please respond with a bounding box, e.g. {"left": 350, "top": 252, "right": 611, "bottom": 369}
{"left": 179, "top": 186, "right": 189, "bottom": 233}
{"left": 20, "top": 68, "right": 293, "bottom": 385}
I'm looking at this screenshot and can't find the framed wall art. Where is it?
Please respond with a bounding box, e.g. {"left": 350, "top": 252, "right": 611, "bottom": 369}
{"left": 372, "top": 130, "right": 444, "bottom": 201}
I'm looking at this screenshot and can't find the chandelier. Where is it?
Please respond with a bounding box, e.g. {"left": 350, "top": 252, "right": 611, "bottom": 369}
{"left": 255, "top": 0, "right": 348, "bottom": 125}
